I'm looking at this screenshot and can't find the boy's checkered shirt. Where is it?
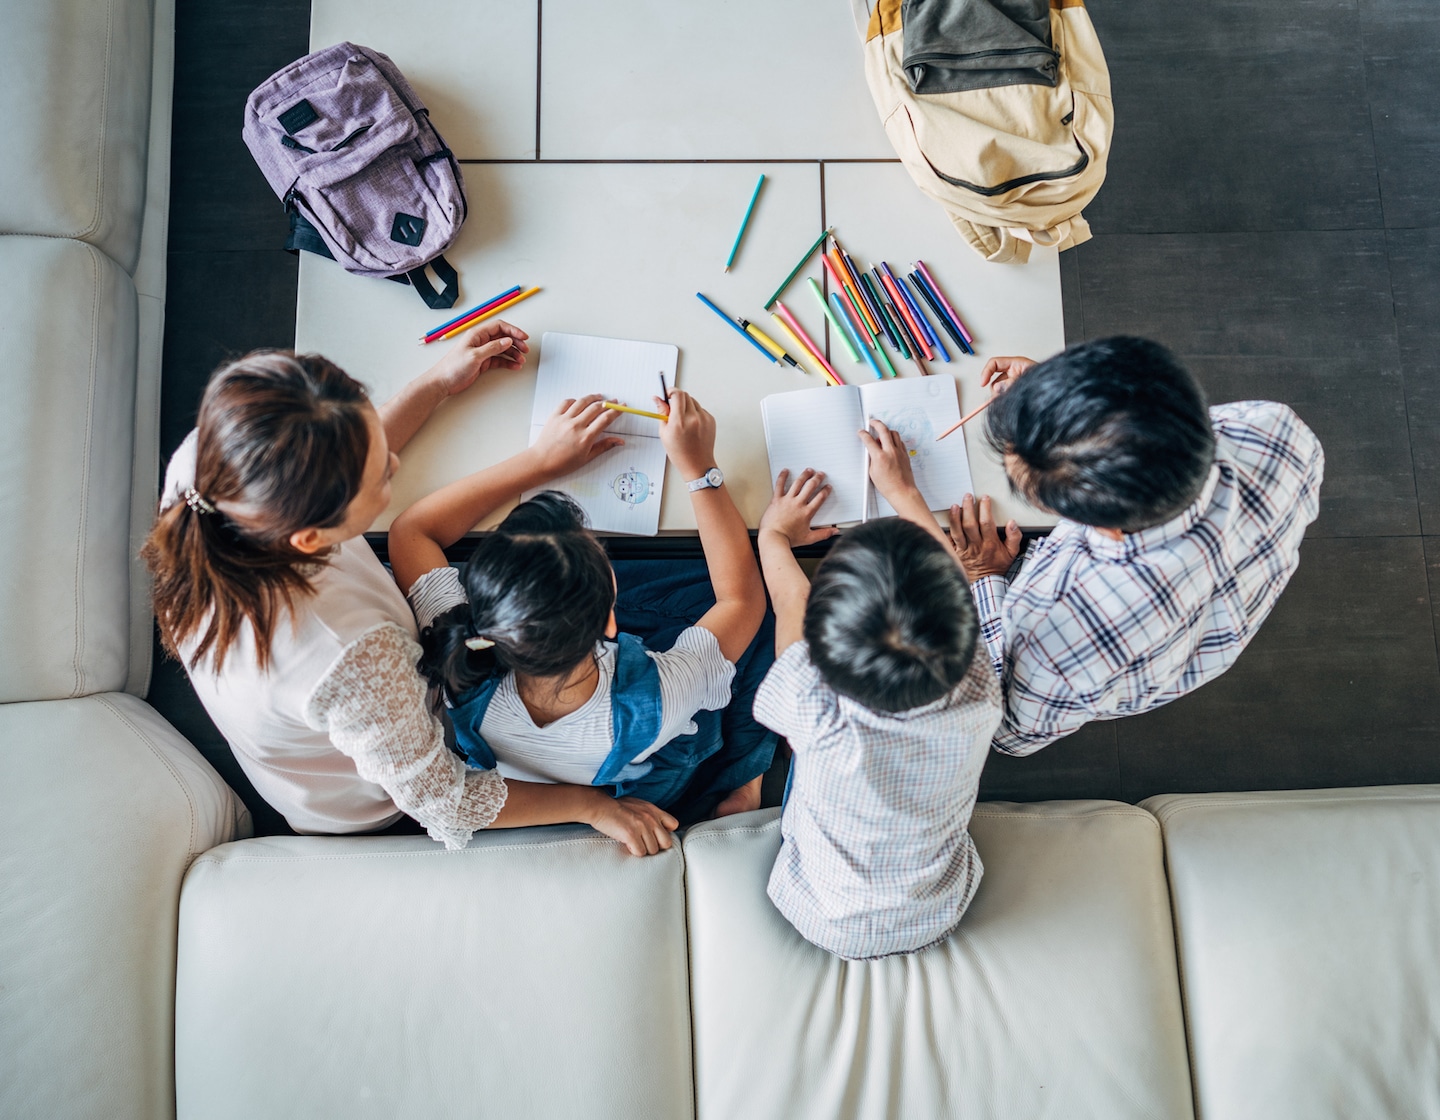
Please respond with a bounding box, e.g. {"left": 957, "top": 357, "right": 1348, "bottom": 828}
{"left": 972, "top": 400, "right": 1323, "bottom": 756}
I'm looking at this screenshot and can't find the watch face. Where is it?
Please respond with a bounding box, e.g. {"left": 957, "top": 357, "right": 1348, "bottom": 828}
{"left": 706, "top": 467, "right": 724, "bottom": 487}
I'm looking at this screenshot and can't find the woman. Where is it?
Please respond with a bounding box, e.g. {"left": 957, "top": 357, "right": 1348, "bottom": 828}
{"left": 142, "top": 322, "right": 677, "bottom": 854}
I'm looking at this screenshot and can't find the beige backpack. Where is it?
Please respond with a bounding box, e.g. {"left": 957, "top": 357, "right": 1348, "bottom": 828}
{"left": 863, "top": 0, "right": 1113, "bottom": 263}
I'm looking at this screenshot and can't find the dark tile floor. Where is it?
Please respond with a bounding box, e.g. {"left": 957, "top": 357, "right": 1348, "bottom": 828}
{"left": 152, "top": 0, "right": 1440, "bottom": 824}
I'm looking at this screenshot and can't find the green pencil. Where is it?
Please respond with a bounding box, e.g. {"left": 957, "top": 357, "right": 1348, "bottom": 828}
{"left": 809, "top": 276, "right": 861, "bottom": 362}
{"left": 764, "top": 225, "right": 833, "bottom": 308}
{"left": 724, "top": 173, "right": 766, "bottom": 272}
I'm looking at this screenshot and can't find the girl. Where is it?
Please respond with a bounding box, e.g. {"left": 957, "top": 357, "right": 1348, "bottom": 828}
{"left": 143, "top": 326, "right": 678, "bottom": 855}
{"left": 389, "top": 390, "right": 776, "bottom": 825}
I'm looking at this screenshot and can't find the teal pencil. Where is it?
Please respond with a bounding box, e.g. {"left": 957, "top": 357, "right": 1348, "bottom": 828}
{"left": 723, "top": 173, "right": 765, "bottom": 272}
{"left": 809, "top": 277, "right": 861, "bottom": 362}
{"left": 832, "top": 292, "right": 886, "bottom": 381}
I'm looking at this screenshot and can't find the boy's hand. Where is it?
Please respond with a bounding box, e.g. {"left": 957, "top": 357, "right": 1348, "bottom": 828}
{"left": 430, "top": 320, "right": 530, "bottom": 396}
{"left": 530, "top": 394, "right": 623, "bottom": 475}
{"left": 584, "top": 793, "right": 678, "bottom": 856}
{"left": 858, "top": 420, "right": 920, "bottom": 504}
{"left": 655, "top": 390, "right": 717, "bottom": 480}
{"left": 759, "top": 469, "right": 838, "bottom": 547}
{"left": 949, "top": 493, "right": 1023, "bottom": 581}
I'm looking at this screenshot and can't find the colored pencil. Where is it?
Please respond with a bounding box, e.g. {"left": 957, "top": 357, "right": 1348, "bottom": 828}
{"left": 828, "top": 249, "right": 879, "bottom": 340}
{"left": 659, "top": 372, "right": 670, "bottom": 405}
{"left": 433, "top": 287, "right": 540, "bottom": 341}
{"left": 860, "top": 272, "right": 904, "bottom": 356}
{"left": 771, "top": 312, "right": 840, "bottom": 386}
{"left": 820, "top": 254, "right": 874, "bottom": 346}
{"left": 696, "top": 292, "right": 776, "bottom": 364}
{"left": 740, "top": 320, "right": 801, "bottom": 368}
{"left": 887, "top": 264, "right": 939, "bottom": 349}
{"left": 935, "top": 396, "right": 994, "bottom": 441}
{"left": 839, "top": 244, "right": 885, "bottom": 338}
{"left": 877, "top": 265, "right": 932, "bottom": 361}
{"left": 915, "top": 260, "right": 974, "bottom": 346}
{"left": 832, "top": 292, "right": 885, "bottom": 381}
{"left": 604, "top": 402, "right": 669, "bottom": 422}
{"left": 809, "top": 277, "right": 860, "bottom": 362}
{"left": 421, "top": 285, "right": 521, "bottom": 341}
{"left": 764, "top": 226, "right": 832, "bottom": 309}
{"left": 723, "top": 173, "right": 766, "bottom": 272}
{"left": 855, "top": 282, "right": 899, "bottom": 377}
{"left": 900, "top": 275, "right": 952, "bottom": 362}
{"left": 774, "top": 300, "right": 843, "bottom": 385}
{"left": 830, "top": 238, "right": 880, "bottom": 335}
{"left": 909, "top": 271, "right": 972, "bottom": 355}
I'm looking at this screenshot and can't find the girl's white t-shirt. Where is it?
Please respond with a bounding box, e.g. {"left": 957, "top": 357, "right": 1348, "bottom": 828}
{"left": 408, "top": 566, "right": 736, "bottom": 786}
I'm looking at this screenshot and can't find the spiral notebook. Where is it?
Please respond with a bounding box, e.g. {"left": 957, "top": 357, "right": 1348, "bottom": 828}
{"left": 761, "top": 377, "right": 975, "bottom": 525}
{"left": 524, "top": 332, "right": 679, "bottom": 535}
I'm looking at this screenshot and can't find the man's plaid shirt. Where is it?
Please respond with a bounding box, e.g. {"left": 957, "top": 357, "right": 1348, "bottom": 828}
{"left": 972, "top": 401, "right": 1323, "bottom": 756}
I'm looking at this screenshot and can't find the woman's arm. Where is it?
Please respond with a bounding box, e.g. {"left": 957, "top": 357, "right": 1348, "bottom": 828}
{"left": 388, "top": 394, "right": 623, "bottom": 593}
{"left": 377, "top": 321, "right": 530, "bottom": 454}
{"left": 757, "top": 469, "right": 837, "bottom": 654}
{"left": 657, "top": 391, "right": 765, "bottom": 664}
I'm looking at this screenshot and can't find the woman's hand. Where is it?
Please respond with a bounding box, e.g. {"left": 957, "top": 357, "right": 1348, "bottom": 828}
{"left": 858, "top": 420, "right": 920, "bottom": 506}
{"left": 430, "top": 320, "right": 531, "bottom": 396}
{"left": 949, "top": 493, "right": 1023, "bottom": 581}
{"left": 759, "top": 468, "right": 837, "bottom": 548}
{"left": 584, "top": 794, "right": 679, "bottom": 856}
{"left": 655, "top": 390, "right": 717, "bottom": 480}
{"left": 530, "top": 394, "right": 624, "bottom": 476}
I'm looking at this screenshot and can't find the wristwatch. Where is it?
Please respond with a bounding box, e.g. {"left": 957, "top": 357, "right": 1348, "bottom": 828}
{"left": 686, "top": 467, "right": 724, "bottom": 492}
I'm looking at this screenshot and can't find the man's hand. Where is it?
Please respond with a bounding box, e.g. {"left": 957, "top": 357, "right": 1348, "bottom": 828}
{"left": 530, "top": 394, "right": 624, "bottom": 475}
{"left": 655, "top": 390, "right": 717, "bottom": 480}
{"left": 430, "top": 320, "right": 530, "bottom": 396}
{"left": 759, "top": 468, "right": 838, "bottom": 548}
{"left": 981, "top": 355, "right": 1035, "bottom": 399}
{"left": 949, "top": 493, "right": 1023, "bottom": 581}
{"left": 858, "top": 420, "right": 920, "bottom": 506}
{"left": 584, "top": 793, "right": 678, "bottom": 856}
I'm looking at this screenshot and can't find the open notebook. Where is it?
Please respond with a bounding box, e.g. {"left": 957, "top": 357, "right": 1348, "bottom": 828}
{"left": 761, "top": 377, "right": 975, "bottom": 525}
{"left": 524, "top": 332, "right": 679, "bottom": 535}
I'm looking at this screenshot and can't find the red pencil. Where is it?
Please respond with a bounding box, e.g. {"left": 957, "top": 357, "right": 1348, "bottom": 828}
{"left": 421, "top": 285, "right": 522, "bottom": 343}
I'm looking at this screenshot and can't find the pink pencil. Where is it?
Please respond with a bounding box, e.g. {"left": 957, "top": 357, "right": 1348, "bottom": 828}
{"left": 915, "top": 260, "right": 974, "bottom": 347}
{"left": 774, "top": 301, "right": 843, "bottom": 386}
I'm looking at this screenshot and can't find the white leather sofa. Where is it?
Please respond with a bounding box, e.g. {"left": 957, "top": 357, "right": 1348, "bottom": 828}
{"left": 5, "top": 4, "right": 1440, "bottom": 1120}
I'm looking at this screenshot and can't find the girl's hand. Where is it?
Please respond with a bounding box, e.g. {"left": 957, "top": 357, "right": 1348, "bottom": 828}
{"left": 654, "top": 390, "right": 717, "bottom": 480}
{"left": 431, "top": 320, "right": 531, "bottom": 396}
{"left": 759, "top": 468, "right": 838, "bottom": 547}
{"left": 530, "top": 394, "right": 624, "bottom": 475}
{"left": 584, "top": 794, "right": 679, "bottom": 856}
{"left": 858, "top": 420, "right": 920, "bottom": 505}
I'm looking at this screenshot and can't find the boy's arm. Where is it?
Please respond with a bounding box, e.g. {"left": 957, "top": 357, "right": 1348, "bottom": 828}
{"left": 857, "top": 420, "right": 952, "bottom": 549}
{"left": 388, "top": 394, "right": 622, "bottom": 593}
{"left": 757, "top": 469, "right": 838, "bottom": 655}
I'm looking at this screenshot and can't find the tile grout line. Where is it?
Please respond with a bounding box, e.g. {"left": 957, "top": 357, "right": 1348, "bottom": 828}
{"left": 534, "top": 0, "right": 542, "bottom": 160}
{"left": 819, "top": 160, "right": 830, "bottom": 362}
{"left": 456, "top": 158, "right": 902, "bottom": 166}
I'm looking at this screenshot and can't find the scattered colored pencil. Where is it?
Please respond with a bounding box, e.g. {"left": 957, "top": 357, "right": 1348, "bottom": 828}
{"left": 935, "top": 396, "right": 993, "bottom": 441}
{"left": 696, "top": 292, "right": 776, "bottom": 364}
{"left": 433, "top": 287, "right": 541, "bottom": 341}
{"left": 821, "top": 254, "right": 874, "bottom": 347}
{"left": 828, "top": 249, "right": 879, "bottom": 340}
{"left": 859, "top": 272, "right": 904, "bottom": 355}
{"left": 838, "top": 244, "right": 883, "bottom": 337}
{"left": 724, "top": 173, "right": 766, "bottom": 272}
{"left": 915, "top": 260, "right": 974, "bottom": 347}
{"left": 809, "top": 277, "right": 860, "bottom": 362}
{"left": 421, "top": 285, "right": 521, "bottom": 341}
{"left": 764, "top": 226, "right": 832, "bottom": 309}
{"left": 774, "top": 300, "right": 843, "bottom": 385}
{"left": 771, "top": 312, "right": 841, "bottom": 386}
{"left": 901, "top": 274, "right": 952, "bottom": 362}
{"left": 740, "top": 320, "right": 801, "bottom": 368}
{"left": 878, "top": 266, "right": 932, "bottom": 361}
{"left": 909, "top": 271, "right": 972, "bottom": 355}
{"left": 832, "top": 292, "right": 886, "bottom": 381}
{"left": 856, "top": 286, "right": 899, "bottom": 377}
{"left": 604, "top": 402, "right": 669, "bottom": 422}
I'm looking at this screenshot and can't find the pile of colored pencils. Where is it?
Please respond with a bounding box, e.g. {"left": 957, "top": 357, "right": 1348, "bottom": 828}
{"left": 419, "top": 284, "right": 541, "bottom": 344}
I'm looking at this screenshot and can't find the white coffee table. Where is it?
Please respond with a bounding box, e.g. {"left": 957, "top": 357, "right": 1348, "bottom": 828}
{"left": 296, "top": 0, "right": 1065, "bottom": 533}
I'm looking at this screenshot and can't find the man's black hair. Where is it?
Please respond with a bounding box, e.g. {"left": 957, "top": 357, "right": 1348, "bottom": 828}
{"left": 804, "top": 519, "right": 978, "bottom": 713}
{"left": 985, "top": 336, "right": 1216, "bottom": 532}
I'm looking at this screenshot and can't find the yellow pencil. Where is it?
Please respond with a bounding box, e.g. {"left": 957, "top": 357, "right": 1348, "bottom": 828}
{"left": 602, "top": 402, "right": 668, "bottom": 422}
{"left": 434, "top": 286, "right": 541, "bottom": 341}
{"left": 770, "top": 312, "right": 840, "bottom": 387}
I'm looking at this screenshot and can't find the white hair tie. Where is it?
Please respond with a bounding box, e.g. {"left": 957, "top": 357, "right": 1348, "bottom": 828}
{"left": 464, "top": 636, "right": 495, "bottom": 651}
{"left": 183, "top": 487, "right": 216, "bottom": 515}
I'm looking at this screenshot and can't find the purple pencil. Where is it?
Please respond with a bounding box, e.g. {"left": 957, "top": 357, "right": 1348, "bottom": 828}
{"left": 914, "top": 260, "right": 974, "bottom": 347}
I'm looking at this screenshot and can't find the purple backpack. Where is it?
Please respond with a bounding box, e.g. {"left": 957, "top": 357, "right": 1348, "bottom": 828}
{"left": 243, "top": 43, "right": 466, "bottom": 308}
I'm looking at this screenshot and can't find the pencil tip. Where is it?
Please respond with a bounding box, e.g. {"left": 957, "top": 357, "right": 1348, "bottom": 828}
{"left": 722, "top": 266, "right": 730, "bottom": 273}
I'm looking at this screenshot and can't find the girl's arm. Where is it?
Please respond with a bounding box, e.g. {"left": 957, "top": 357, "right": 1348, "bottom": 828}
{"left": 488, "top": 783, "right": 678, "bottom": 856}
{"left": 378, "top": 321, "right": 530, "bottom": 454}
{"left": 389, "top": 394, "right": 623, "bottom": 593}
{"left": 757, "top": 469, "right": 837, "bottom": 654}
{"left": 657, "top": 391, "right": 766, "bottom": 665}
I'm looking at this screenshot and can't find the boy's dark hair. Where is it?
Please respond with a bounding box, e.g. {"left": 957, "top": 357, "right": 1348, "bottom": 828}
{"left": 985, "top": 336, "right": 1216, "bottom": 533}
{"left": 804, "top": 519, "right": 978, "bottom": 713}
{"left": 417, "top": 491, "right": 615, "bottom": 698}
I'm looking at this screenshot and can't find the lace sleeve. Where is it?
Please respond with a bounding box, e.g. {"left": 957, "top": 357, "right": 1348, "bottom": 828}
{"left": 304, "top": 622, "right": 507, "bottom": 849}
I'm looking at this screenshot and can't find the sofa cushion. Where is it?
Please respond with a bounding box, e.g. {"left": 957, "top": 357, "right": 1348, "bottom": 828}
{"left": 0, "top": 694, "right": 249, "bottom": 1120}
{"left": 0, "top": 235, "right": 138, "bottom": 702}
{"left": 175, "top": 826, "right": 694, "bottom": 1120}
{"left": 1144, "top": 786, "right": 1440, "bottom": 1120}
{"left": 0, "top": 0, "right": 154, "bottom": 270}
{"left": 683, "top": 804, "right": 1194, "bottom": 1120}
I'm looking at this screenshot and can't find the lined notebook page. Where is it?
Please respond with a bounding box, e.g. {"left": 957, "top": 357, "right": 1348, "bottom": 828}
{"left": 858, "top": 376, "right": 974, "bottom": 518}
{"left": 761, "top": 387, "right": 868, "bottom": 525}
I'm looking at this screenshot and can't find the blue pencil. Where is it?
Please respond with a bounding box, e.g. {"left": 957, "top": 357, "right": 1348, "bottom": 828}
{"left": 910, "top": 268, "right": 975, "bottom": 355}
{"left": 420, "top": 285, "right": 521, "bottom": 340}
{"left": 696, "top": 292, "right": 777, "bottom": 364}
{"left": 723, "top": 173, "right": 766, "bottom": 272}
{"left": 900, "top": 273, "right": 952, "bottom": 362}
{"left": 832, "top": 292, "right": 886, "bottom": 381}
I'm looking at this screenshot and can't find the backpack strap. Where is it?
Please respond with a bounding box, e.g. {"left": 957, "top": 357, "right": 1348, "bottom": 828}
{"left": 284, "top": 207, "right": 335, "bottom": 260}
{"left": 403, "top": 254, "right": 460, "bottom": 309}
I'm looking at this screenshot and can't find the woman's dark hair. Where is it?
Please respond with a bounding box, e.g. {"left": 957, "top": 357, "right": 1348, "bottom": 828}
{"left": 142, "top": 351, "right": 372, "bottom": 672}
{"left": 986, "top": 336, "right": 1216, "bottom": 532}
{"left": 417, "top": 492, "right": 616, "bottom": 699}
{"left": 804, "top": 519, "right": 978, "bottom": 713}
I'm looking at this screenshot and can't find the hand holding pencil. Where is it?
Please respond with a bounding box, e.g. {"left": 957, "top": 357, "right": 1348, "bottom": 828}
{"left": 430, "top": 320, "right": 530, "bottom": 396}
{"left": 935, "top": 354, "right": 1035, "bottom": 441}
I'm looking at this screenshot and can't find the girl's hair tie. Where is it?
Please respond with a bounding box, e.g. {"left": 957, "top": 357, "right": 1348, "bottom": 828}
{"left": 464, "top": 635, "right": 496, "bottom": 651}
{"left": 184, "top": 487, "right": 216, "bottom": 515}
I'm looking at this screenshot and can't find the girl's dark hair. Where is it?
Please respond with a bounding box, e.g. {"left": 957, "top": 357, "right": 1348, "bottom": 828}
{"left": 141, "top": 351, "right": 371, "bottom": 672}
{"left": 804, "top": 518, "right": 978, "bottom": 713}
{"left": 417, "top": 492, "right": 616, "bottom": 699}
{"left": 985, "top": 336, "right": 1216, "bottom": 533}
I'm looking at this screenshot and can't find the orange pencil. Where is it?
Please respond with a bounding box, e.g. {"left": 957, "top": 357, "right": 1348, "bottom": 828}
{"left": 821, "top": 254, "right": 874, "bottom": 347}
{"left": 828, "top": 249, "right": 879, "bottom": 339}
{"left": 830, "top": 241, "right": 880, "bottom": 336}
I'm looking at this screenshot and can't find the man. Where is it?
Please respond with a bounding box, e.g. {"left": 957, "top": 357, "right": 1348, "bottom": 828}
{"left": 949, "top": 336, "right": 1323, "bottom": 755}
